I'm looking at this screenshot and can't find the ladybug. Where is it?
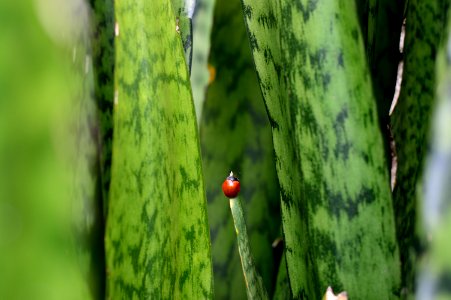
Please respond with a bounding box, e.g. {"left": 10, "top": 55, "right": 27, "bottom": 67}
{"left": 222, "top": 171, "right": 240, "bottom": 198}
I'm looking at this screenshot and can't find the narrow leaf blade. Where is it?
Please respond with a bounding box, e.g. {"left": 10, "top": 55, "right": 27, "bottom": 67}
{"left": 391, "top": 0, "right": 450, "bottom": 294}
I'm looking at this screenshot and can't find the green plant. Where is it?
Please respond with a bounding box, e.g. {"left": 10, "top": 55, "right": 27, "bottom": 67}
{"left": 1, "top": 0, "right": 451, "bottom": 299}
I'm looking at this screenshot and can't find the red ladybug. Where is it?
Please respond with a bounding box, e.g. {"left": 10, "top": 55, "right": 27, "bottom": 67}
{"left": 222, "top": 171, "right": 240, "bottom": 198}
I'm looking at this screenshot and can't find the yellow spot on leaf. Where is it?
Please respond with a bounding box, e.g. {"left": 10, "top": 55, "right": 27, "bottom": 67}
{"left": 208, "top": 64, "right": 216, "bottom": 84}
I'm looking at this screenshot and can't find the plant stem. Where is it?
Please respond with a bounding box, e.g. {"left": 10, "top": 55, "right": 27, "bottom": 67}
{"left": 229, "top": 197, "right": 269, "bottom": 300}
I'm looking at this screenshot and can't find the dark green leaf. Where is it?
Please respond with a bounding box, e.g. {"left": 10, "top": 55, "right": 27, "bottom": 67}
{"left": 418, "top": 8, "right": 451, "bottom": 297}
{"left": 357, "top": 0, "right": 405, "bottom": 159}
{"left": 89, "top": 0, "right": 115, "bottom": 217}
{"left": 391, "top": 0, "right": 449, "bottom": 295}
{"left": 272, "top": 252, "right": 291, "bottom": 300}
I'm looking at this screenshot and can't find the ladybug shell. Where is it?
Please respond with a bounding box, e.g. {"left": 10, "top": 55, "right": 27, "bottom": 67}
{"left": 222, "top": 176, "right": 240, "bottom": 198}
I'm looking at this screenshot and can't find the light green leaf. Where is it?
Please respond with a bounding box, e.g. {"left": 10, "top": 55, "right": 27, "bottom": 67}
{"left": 105, "top": 0, "right": 213, "bottom": 298}
{"left": 241, "top": 0, "right": 400, "bottom": 298}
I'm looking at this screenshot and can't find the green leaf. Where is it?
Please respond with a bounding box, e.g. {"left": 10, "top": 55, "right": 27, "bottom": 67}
{"left": 199, "top": 0, "right": 281, "bottom": 297}
{"left": 357, "top": 0, "right": 405, "bottom": 138}
{"left": 0, "top": 1, "right": 95, "bottom": 299}
{"left": 418, "top": 9, "right": 451, "bottom": 298}
{"left": 228, "top": 197, "right": 269, "bottom": 300}
{"left": 171, "top": 0, "right": 194, "bottom": 72}
{"left": 391, "top": 0, "right": 449, "bottom": 295}
{"left": 104, "top": 0, "right": 213, "bottom": 298}
{"left": 89, "top": 0, "right": 115, "bottom": 217}
{"left": 191, "top": 0, "right": 216, "bottom": 123}
{"left": 272, "top": 252, "right": 291, "bottom": 300}
{"left": 241, "top": 0, "right": 400, "bottom": 298}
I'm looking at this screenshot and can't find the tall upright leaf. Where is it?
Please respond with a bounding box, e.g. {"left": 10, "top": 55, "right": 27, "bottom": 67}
{"left": 357, "top": 0, "right": 405, "bottom": 142}
{"left": 89, "top": 0, "right": 115, "bottom": 216}
{"left": 272, "top": 253, "right": 291, "bottom": 300}
{"left": 105, "top": 0, "right": 213, "bottom": 298}
{"left": 417, "top": 12, "right": 451, "bottom": 297}
{"left": 241, "top": 0, "right": 400, "bottom": 298}
{"left": 391, "top": 0, "right": 449, "bottom": 295}
{"left": 200, "top": 0, "right": 280, "bottom": 297}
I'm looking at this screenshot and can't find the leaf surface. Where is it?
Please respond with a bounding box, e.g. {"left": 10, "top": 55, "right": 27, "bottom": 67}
{"left": 241, "top": 0, "right": 401, "bottom": 298}
{"left": 391, "top": 0, "right": 449, "bottom": 294}
{"left": 105, "top": 0, "right": 213, "bottom": 298}
{"left": 418, "top": 9, "right": 451, "bottom": 298}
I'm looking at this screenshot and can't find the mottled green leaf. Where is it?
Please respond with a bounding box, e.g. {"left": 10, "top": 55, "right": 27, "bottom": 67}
{"left": 272, "top": 252, "right": 291, "bottom": 300}
{"left": 228, "top": 197, "right": 268, "bottom": 300}
{"left": 105, "top": 0, "right": 213, "bottom": 298}
{"left": 191, "top": 0, "right": 215, "bottom": 123}
{"left": 391, "top": 0, "right": 449, "bottom": 295}
{"left": 417, "top": 10, "right": 451, "bottom": 298}
{"left": 241, "top": 0, "right": 400, "bottom": 298}
{"left": 199, "top": 0, "right": 280, "bottom": 297}
{"left": 171, "top": 0, "right": 195, "bottom": 72}
{"left": 89, "top": 0, "right": 115, "bottom": 217}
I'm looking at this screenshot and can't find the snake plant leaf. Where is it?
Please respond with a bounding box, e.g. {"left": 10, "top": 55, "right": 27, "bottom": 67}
{"left": 171, "top": 0, "right": 195, "bottom": 73}
{"left": 272, "top": 252, "right": 291, "bottom": 300}
{"left": 89, "top": 0, "right": 115, "bottom": 217}
{"left": 0, "top": 1, "right": 95, "bottom": 299}
{"left": 191, "top": 0, "right": 216, "bottom": 123}
{"left": 241, "top": 0, "right": 401, "bottom": 298}
{"left": 199, "top": 0, "right": 280, "bottom": 297}
{"left": 417, "top": 13, "right": 451, "bottom": 297}
{"left": 228, "top": 197, "right": 269, "bottom": 300}
{"left": 357, "top": 0, "right": 405, "bottom": 143}
{"left": 390, "top": 0, "right": 449, "bottom": 295}
{"left": 105, "top": 0, "right": 213, "bottom": 298}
